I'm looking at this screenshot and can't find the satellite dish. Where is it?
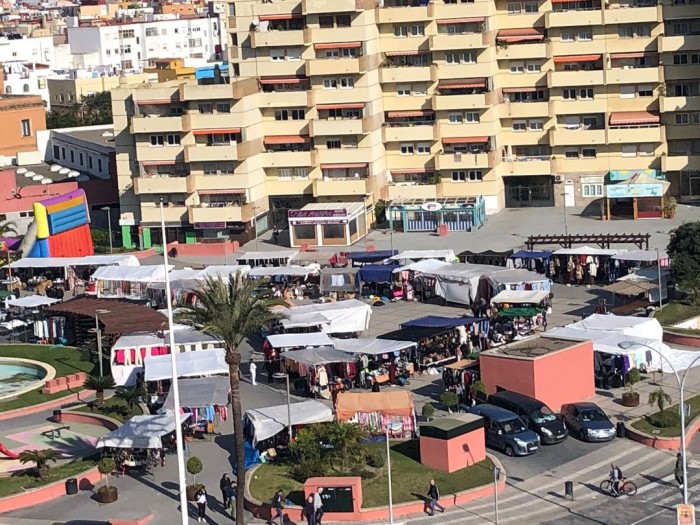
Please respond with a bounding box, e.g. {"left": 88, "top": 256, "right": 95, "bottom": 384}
{"left": 41, "top": 178, "right": 52, "bottom": 184}
{"left": 59, "top": 168, "right": 70, "bottom": 175}
{"left": 32, "top": 174, "right": 43, "bottom": 181}
{"left": 76, "top": 175, "right": 89, "bottom": 182}
{"left": 23, "top": 171, "right": 34, "bottom": 178}
{"left": 50, "top": 165, "right": 62, "bottom": 172}
{"left": 16, "top": 167, "right": 26, "bottom": 174}
{"left": 68, "top": 170, "right": 80, "bottom": 177}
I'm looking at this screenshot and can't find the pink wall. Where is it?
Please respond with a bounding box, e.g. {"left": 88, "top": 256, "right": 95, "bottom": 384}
{"left": 533, "top": 341, "right": 595, "bottom": 411}
{"left": 0, "top": 170, "right": 78, "bottom": 214}
{"left": 166, "top": 240, "right": 239, "bottom": 257}
{"left": 420, "top": 429, "right": 486, "bottom": 473}
{"left": 0, "top": 390, "right": 94, "bottom": 421}
{"left": 663, "top": 331, "right": 700, "bottom": 348}
{"left": 480, "top": 353, "right": 536, "bottom": 398}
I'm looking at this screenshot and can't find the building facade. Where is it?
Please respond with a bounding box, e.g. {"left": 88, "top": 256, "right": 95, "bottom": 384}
{"left": 47, "top": 72, "right": 156, "bottom": 109}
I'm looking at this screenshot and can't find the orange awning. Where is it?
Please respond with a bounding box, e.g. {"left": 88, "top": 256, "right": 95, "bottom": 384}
{"left": 142, "top": 161, "right": 176, "bottom": 166}
{"left": 438, "top": 79, "right": 486, "bottom": 89}
{"left": 320, "top": 163, "right": 368, "bottom": 169}
{"left": 192, "top": 128, "right": 241, "bottom": 136}
{"left": 259, "top": 14, "right": 301, "bottom": 21}
{"left": 198, "top": 189, "right": 245, "bottom": 195}
{"left": 442, "top": 136, "right": 489, "bottom": 144}
{"left": 264, "top": 135, "right": 309, "bottom": 144}
{"left": 497, "top": 27, "right": 544, "bottom": 42}
{"left": 436, "top": 17, "right": 484, "bottom": 24}
{"left": 610, "top": 52, "right": 651, "bottom": 59}
{"left": 553, "top": 54, "right": 601, "bottom": 63}
{"left": 387, "top": 110, "right": 432, "bottom": 118}
{"left": 258, "top": 77, "right": 304, "bottom": 85}
{"left": 136, "top": 99, "right": 174, "bottom": 105}
{"left": 335, "top": 391, "right": 414, "bottom": 422}
{"left": 502, "top": 87, "right": 539, "bottom": 93}
{"left": 385, "top": 51, "right": 427, "bottom": 57}
{"left": 609, "top": 111, "right": 660, "bottom": 126}
{"left": 314, "top": 42, "right": 362, "bottom": 50}
{"left": 391, "top": 169, "right": 433, "bottom": 174}
{"left": 317, "top": 103, "right": 364, "bottom": 110}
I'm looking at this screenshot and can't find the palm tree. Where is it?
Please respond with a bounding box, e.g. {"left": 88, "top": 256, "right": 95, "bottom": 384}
{"left": 176, "top": 273, "right": 286, "bottom": 524}
{"left": 115, "top": 386, "right": 141, "bottom": 416}
{"left": 84, "top": 375, "right": 116, "bottom": 407}
{"left": 649, "top": 387, "right": 673, "bottom": 413}
{"left": 0, "top": 220, "right": 18, "bottom": 238}
{"left": 19, "top": 448, "right": 60, "bottom": 478}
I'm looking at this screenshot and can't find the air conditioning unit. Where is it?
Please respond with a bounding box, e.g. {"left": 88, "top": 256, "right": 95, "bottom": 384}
{"left": 554, "top": 175, "right": 563, "bottom": 183}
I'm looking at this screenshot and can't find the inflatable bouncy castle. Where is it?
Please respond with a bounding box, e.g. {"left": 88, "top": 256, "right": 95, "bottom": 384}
{"left": 23, "top": 189, "right": 94, "bottom": 258}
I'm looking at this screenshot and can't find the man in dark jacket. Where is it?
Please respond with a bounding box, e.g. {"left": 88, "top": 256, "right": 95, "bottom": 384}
{"left": 426, "top": 479, "right": 445, "bottom": 516}
{"left": 220, "top": 473, "right": 232, "bottom": 508}
{"left": 270, "top": 489, "right": 285, "bottom": 525}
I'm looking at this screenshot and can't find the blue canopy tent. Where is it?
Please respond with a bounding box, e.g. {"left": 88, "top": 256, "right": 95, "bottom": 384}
{"left": 510, "top": 250, "right": 553, "bottom": 261}
{"left": 401, "top": 315, "right": 488, "bottom": 330}
{"left": 357, "top": 264, "right": 399, "bottom": 284}
{"left": 348, "top": 250, "right": 398, "bottom": 266}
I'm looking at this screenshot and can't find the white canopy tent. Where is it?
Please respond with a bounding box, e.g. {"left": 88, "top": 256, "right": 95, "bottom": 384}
{"left": 282, "top": 346, "right": 356, "bottom": 366}
{"left": 144, "top": 348, "right": 228, "bottom": 381}
{"left": 391, "top": 250, "right": 456, "bottom": 263}
{"left": 553, "top": 246, "right": 623, "bottom": 257}
{"left": 163, "top": 376, "right": 230, "bottom": 410}
{"left": 392, "top": 259, "right": 452, "bottom": 274}
{"left": 11, "top": 255, "right": 140, "bottom": 269}
{"left": 613, "top": 250, "right": 668, "bottom": 262}
{"left": 248, "top": 266, "right": 316, "bottom": 278}
{"left": 91, "top": 265, "right": 172, "bottom": 283}
{"left": 329, "top": 337, "right": 417, "bottom": 356}
{"left": 5, "top": 295, "right": 60, "bottom": 308}
{"left": 244, "top": 400, "right": 333, "bottom": 445}
{"left": 266, "top": 332, "right": 333, "bottom": 349}
{"left": 235, "top": 250, "right": 299, "bottom": 266}
{"left": 280, "top": 312, "right": 331, "bottom": 330}
{"left": 285, "top": 299, "right": 371, "bottom": 334}
{"left": 491, "top": 290, "right": 550, "bottom": 305}
{"left": 96, "top": 412, "right": 191, "bottom": 449}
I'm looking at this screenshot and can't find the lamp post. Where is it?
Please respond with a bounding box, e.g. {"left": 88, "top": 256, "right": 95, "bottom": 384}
{"left": 386, "top": 424, "right": 394, "bottom": 525}
{"left": 618, "top": 340, "right": 700, "bottom": 505}
{"left": 560, "top": 192, "right": 569, "bottom": 237}
{"left": 273, "top": 372, "right": 292, "bottom": 442}
{"left": 89, "top": 308, "right": 110, "bottom": 378}
{"left": 160, "top": 199, "right": 188, "bottom": 525}
{"left": 493, "top": 466, "right": 501, "bottom": 524}
{"left": 101, "top": 206, "right": 113, "bottom": 254}
{"left": 252, "top": 206, "right": 260, "bottom": 251}
{"left": 656, "top": 249, "right": 663, "bottom": 310}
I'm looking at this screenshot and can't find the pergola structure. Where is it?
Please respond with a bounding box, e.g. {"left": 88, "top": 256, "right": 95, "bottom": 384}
{"left": 525, "top": 233, "right": 651, "bottom": 251}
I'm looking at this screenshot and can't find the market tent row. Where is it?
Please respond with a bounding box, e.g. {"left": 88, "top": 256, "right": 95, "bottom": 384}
{"left": 5, "top": 295, "right": 60, "bottom": 308}
{"left": 96, "top": 412, "right": 191, "bottom": 449}
{"left": 248, "top": 266, "right": 318, "bottom": 279}
{"left": 90, "top": 265, "right": 174, "bottom": 300}
{"left": 490, "top": 290, "right": 550, "bottom": 306}
{"left": 553, "top": 246, "right": 623, "bottom": 257}
{"left": 393, "top": 258, "right": 452, "bottom": 275}
{"left": 235, "top": 250, "right": 299, "bottom": 267}
{"left": 329, "top": 337, "right": 417, "bottom": 356}
{"left": 401, "top": 315, "right": 488, "bottom": 330}
{"left": 244, "top": 400, "right": 333, "bottom": 445}
{"left": 335, "top": 391, "right": 417, "bottom": 437}
{"left": 391, "top": 250, "right": 457, "bottom": 263}
{"left": 459, "top": 249, "right": 514, "bottom": 266}
{"left": 144, "top": 347, "right": 228, "bottom": 381}
{"left": 507, "top": 250, "right": 553, "bottom": 270}
{"left": 348, "top": 250, "right": 398, "bottom": 266}
{"left": 282, "top": 299, "right": 372, "bottom": 334}
{"left": 163, "top": 376, "right": 230, "bottom": 410}
{"left": 282, "top": 347, "right": 356, "bottom": 366}
{"left": 10, "top": 255, "right": 140, "bottom": 269}
{"left": 612, "top": 250, "right": 669, "bottom": 263}
{"left": 266, "top": 332, "right": 333, "bottom": 350}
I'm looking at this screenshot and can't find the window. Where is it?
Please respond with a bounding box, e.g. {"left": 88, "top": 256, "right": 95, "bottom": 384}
{"left": 70, "top": 151, "right": 74, "bottom": 163}
{"left": 620, "top": 85, "right": 636, "bottom": 99}
{"left": 121, "top": 60, "right": 133, "bottom": 69}
{"left": 452, "top": 170, "right": 467, "bottom": 182}
{"left": 577, "top": 30, "right": 592, "bottom": 41}
{"left": 150, "top": 135, "right": 165, "bottom": 146}
{"left": 21, "top": 119, "right": 31, "bottom": 137}
{"left": 394, "top": 25, "right": 408, "bottom": 38}
{"left": 278, "top": 168, "right": 293, "bottom": 180}
{"left": 507, "top": 2, "right": 521, "bottom": 13}
{"left": 676, "top": 113, "right": 690, "bottom": 125}
{"left": 563, "top": 88, "right": 577, "bottom": 100}
{"left": 167, "top": 134, "right": 180, "bottom": 146}
{"left": 120, "top": 45, "right": 131, "bottom": 55}
{"left": 291, "top": 109, "right": 304, "bottom": 120}
{"left": 513, "top": 120, "right": 527, "bottom": 132}
{"left": 510, "top": 61, "right": 524, "bottom": 74}
{"left": 446, "top": 52, "right": 461, "bottom": 64}
{"left": 145, "top": 28, "right": 158, "bottom": 37}
{"left": 271, "top": 49, "right": 286, "bottom": 62}
{"left": 448, "top": 113, "right": 463, "bottom": 124}
{"left": 189, "top": 38, "right": 202, "bottom": 48}
{"left": 580, "top": 88, "right": 593, "bottom": 100}
{"left": 528, "top": 119, "right": 543, "bottom": 131}
{"left": 216, "top": 103, "right": 231, "bottom": 113}
{"left": 323, "top": 78, "right": 337, "bottom": 89}
{"left": 524, "top": 1, "right": 538, "bottom": 12}
{"left": 79, "top": 153, "right": 84, "bottom": 165}
{"left": 98, "top": 159, "right": 102, "bottom": 172}
{"left": 674, "top": 54, "right": 689, "bottom": 65}
{"left": 326, "top": 138, "right": 341, "bottom": 149}
{"left": 621, "top": 145, "right": 637, "bottom": 157}
{"left": 89, "top": 156, "right": 93, "bottom": 169}
{"left": 400, "top": 143, "right": 415, "bottom": 155}
{"left": 416, "top": 142, "right": 431, "bottom": 154}
{"left": 467, "top": 170, "right": 482, "bottom": 181}
{"left": 397, "top": 84, "right": 411, "bottom": 96}
{"left": 582, "top": 182, "right": 603, "bottom": 197}
{"left": 62, "top": 147, "right": 65, "bottom": 160}
{"left": 203, "top": 163, "right": 217, "bottom": 176}
{"left": 581, "top": 148, "right": 596, "bottom": 158}
{"left": 339, "top": 77, "right": 354, "bottom": 89}
{"left": 118, "top": 29, "right": 135, "bottom": 39}
{"left": 199, "top": 103, "right": 213, "bottom": 114}
{"left": 526, "top": 61, "right": 541, "bottom": 73}
{"left": 52, "top": 145, "right": 60, "bottom": 159}
{"left": 465, "top": 111, "right": 480, "bottom": 123}
{"left": 639, "top": 144, "right": 655, "bottom": 156}
{"left": 565, "top": 149, "right": 579, "bottom": 158}
{"left": 638, "top": 85, "right": 653, "bottom": 97}
{"left": 561, "top": 32, "right": 574, "bottom": 42}
{"left": 323, "top": 224, "right": 344, "bottom": 239}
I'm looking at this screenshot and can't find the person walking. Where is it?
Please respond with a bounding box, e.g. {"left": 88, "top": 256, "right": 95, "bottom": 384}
{"left": 250, "top": 358, "right": 257, "bottom": 386}
{"left": 195, "top": 486, "right": 208, "bottom": 522}
{"left": 313, "top": 487, "right": 324, "bottom": 525}
{"left": 220, "top": 473, "right": 232, "bottom": 508}
{"left": 426, "top": 479, "right": 444, "bottom": 516}
{"left": 270, "top": 489, "right": 285, "bottom": 525}
{"left": 223, "top": 480, "right": 237, "bottom": 517}
{"left": 675, "top": 453, "right": 685, "bottom": 490}
{"left": 304, "top": 494, "right": 317, "bottom": 525}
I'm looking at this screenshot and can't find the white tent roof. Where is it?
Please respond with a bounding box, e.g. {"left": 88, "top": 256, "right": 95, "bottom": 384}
{"left": 282, "top": 346, "right": 356, "bottom": 366}
{"left": 96, "top": 412, "right": 191, "bottom": 449}
{"left": 248, "top": 266, "right": 315, "bottom": 278}
{"left": 144, "top": 348, "right": 228, "bottom": 381}
{"left": 329, "top": 337, "right": 417, "bottom": 356}
{"left": 565, "top": 313, "right": 663, "bottom": 340}
{"left": 266, "top": 332, "right": 333, "bottom": 349}
{"left": 91, "top": 265, "right": 172, "bottom": 283}
{"left": 286, "top": 299, "right": 372, "bottom": 334}
{"left": 393, "top": 259, "right": 452, "bottom": 274}
{"left": 618, "top": 266, "right": 670, "bottom": 283}
{"left": 487, "top": 268, "right": 549, "bottom": 286}
{"left": 245, "top": 400, "right": 333, "bottom": 445}
{"left": 163, "top": 376, "right": 230, "bottom": 409}
{"left": 113, "top": 329, "right": 219, "bottom": 350}
{"left": 236, "top": 250, "right": 299, "bottom": 263}
{"left": 5, "top": 295, "right": 60, "bottom": 308}
{"left": 195, "top": 265, "right": 250, "bottom": 280}
{"left": 491, "top": 290, "right": 550, "bottom": 305}
{"left": 553, "top": 246, "right": 623, "bottom": 256}
{"left": 280, "top": 312, "right": 331, "bottom": 330}
{"left": 391, "top": 250, "right": 456, "bottom": 263}
{"left": 613, "top": 250, "right": 668, "bottom": 262}
{"left": 11, "top": 255, "right": 140, "bottom": 269}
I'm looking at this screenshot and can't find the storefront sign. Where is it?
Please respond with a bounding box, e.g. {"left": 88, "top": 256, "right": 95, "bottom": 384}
{"left": 606, "top": 183, "right": 664, "bottom": 199}
{"left": 194, "top": 222, "right": 226, "bottom": 230}
{"left": 288, "top": 209, "right": 348, "bottom": 219}
{"left": 421, "top": 202, "right": 443, "bottom": 212}
{"left": 677, "top": 504, "right": 696, "bottom": 525}
{"left": 609, "top": 169, "right": 663, "bottom": 182}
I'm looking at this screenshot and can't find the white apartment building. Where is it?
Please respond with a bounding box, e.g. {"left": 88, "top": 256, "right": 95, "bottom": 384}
{"left": 2, "top": 62, "right": 56, "bottom": 107}
{"left": 66, "top": 16, "right": 225, "bottom": 73}
{"left": 0, "top": 35, "right": 60, "bottom": 69}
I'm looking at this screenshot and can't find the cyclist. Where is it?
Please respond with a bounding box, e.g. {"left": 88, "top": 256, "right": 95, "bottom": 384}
{"left": 609, "top": 463, "right": 623, "bottom": 496}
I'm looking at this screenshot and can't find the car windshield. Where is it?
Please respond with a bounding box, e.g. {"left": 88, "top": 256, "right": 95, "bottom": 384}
{"left": 580, "top": 409, "right": 608, "bottom": 422}
{"left": 530, "top": 406, "right": 557, "bottom": 424}
{"left": 501, "top": 418, "right": 527, "bottom": 434}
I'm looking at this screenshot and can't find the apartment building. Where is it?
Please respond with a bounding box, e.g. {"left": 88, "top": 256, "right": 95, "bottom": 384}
{"left": 47, "top": 71, "right": 156, "bottom": 109}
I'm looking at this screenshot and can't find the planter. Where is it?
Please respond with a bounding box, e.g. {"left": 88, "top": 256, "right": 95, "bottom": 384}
{"left": 621, "top": 392, "right": 640, "bottom": 407}
{"left": 96, "top": 486, "right": 118, "bottom": 504}
{"left": 186, "top": 485, "right": 203, "bottom": 501}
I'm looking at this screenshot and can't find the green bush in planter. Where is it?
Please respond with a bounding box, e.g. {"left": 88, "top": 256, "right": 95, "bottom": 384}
{"left": 647, "top": 410, "right": 680, "bottom": 429}
{"left": 421, "top": 404, "right": 435, "bottom": 421}
{"left": 439, "top": 391, "right": 459, "bottom": 412}
{"left": 187, "top": 457, "right": 203, "bottom": 486}
{"left": 98, "top": 458, "right": 116, "bottom": 488}
{"left": 366, "top": 448, "right": 385, "bottom": 469}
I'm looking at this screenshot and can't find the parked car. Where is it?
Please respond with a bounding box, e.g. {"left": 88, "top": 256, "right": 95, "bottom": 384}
{"left": 561, "top": 402, "right": 616, "bottom": 442}
{"left": 467, "top": 403, "right": 540, "bottom": 457}
{"left": 488, "top": 391, "right": 568, "bottom": 444}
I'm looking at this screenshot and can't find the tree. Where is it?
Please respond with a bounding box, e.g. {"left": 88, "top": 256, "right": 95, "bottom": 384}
{"left": 667, "top": 222, "right": 700, "bottom": 305}
{"left": 114, "top": 386, "right": 141, "bottom": 416}
{"left": 46, "top": 91, "right": 113, "bottom": 129}
{"left": 175, "top": 274, "right": 286, "bottom": 524}
{"left": 84, "top": 375, "right": 116, "bottom": 407}
{"left": 187, "top": 456, "right": 203, "bottom": 486}
{"left": 98, "top": 457, "right": 116, "bottom": 488}
{"left": 0, "top": 220, "right": 18, "bottom": 237}
{"left": 19, "top": 448, "right": 60, "bottom": 478}
{"left": 649, "top": 388, "right": 672, "bottom": 414}
{"left": 421, "top": 404, "right": 435, "bottom": 422}
{"left": 439, "top": 391, "right": 459, "bottom": 413}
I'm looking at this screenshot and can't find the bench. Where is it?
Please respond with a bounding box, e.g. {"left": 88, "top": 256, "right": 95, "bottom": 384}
{"left": 42, "top": 372, "right": 86, "bottom": 394}
{"left": 41, "top": 425, "right": 70, "bottom": 439}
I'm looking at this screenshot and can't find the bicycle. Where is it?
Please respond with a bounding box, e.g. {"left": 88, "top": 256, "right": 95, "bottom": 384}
{"left": 599, "top": 478, "right": 637, "bottom": 497}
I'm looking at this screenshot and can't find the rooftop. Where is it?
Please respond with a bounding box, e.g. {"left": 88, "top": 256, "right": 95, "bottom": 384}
{"left": 56, "top": 126, "right": 115, "bottom": 151}
{"left": 422, "top": 413, "right": 481, "bottom": 431}
{"left": 482, "top": 336, "right": 581, "bottom": 360}
{"left": 6, "top": 163, "right": 100, "bottom": 188}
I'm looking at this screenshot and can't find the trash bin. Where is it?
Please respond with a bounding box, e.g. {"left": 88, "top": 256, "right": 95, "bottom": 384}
{"left": 53, "top": 409, "right": 62, "bottom": 424}
{"left": 617, "top": 421, "right": 626, "bottom": 438}
{"left": 564, "top": 481, "right": 574, "bottom": 500}
{"left": 65, "top": 478, "right": 78, "bottom": 495}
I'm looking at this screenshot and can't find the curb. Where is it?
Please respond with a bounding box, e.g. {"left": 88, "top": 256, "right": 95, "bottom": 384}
{"left": 624, "top": 413, "right": 700, "bottom": 451}
{"left": 0, "top": 389, "right": 96, "bottom": 422}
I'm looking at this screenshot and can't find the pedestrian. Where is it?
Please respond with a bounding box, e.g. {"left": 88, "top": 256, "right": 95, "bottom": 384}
{"left": 313, "top": 487, "right": 324, "bottom": 525}
{"left": 266, "top": 359, "right": 274, "bottom": 384}
{"left": 223, "top": 480, "right": 237, "bottom": 517}
{"left": 195, "top": 486, "right": 208, "bottom": 522}
{"left": 220, "top": 473, "right": 231, "bottom": 508}
{"left": 426, "top": 479, "right": 444, "bottom": 516}
{"left": 272, "top": 226, "right": 280, "bottom": 244}
{"left": 675, "top": 453, "right": 685, "bottom": 490}
{"left": 250, "top": 358, "right": 257, "bottom": 386}
{"left": 270, "top": 489, "right": 285, "bottom": 525}
{"left": 304, "top": 494, "right": 317, "bottom": 525}
{"left": 159, "top": 446, "right": 165, "bottom": 467}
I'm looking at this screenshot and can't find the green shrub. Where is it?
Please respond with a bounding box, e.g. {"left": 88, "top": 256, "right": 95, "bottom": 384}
{"left": 647, "top": 410, "right": 680, "bottom": 429}
{"left": 187, "top": 457, "right": 203, "bottom": 485}
{"left": 421, "top": 404, "right": 435, "bottom": 421}
{"left": 366, "top": 449, "right": 385, "bottom": 469}
{"left": 439, "top": 391, "right": 459, "bottom": 410}
{"left": 289, "top": 460, "right": 326, "bottom": 483}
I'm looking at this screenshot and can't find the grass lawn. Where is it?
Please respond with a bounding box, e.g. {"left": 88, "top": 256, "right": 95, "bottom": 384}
{"left": 0, "top": 344, "right": 96, "bottom": 412}
{"left": 249, "top": 440, "right": 494, "bottom": 508}
{"left": 74, "top": 396, "right": 143, "bottom": 423}
{"left": 0, "top": 456, "right": 98, "bottom": 498}
{"left": 631, "top": 393, "right": 700, "bottom": 437}
{"left": 654, "top": 302, "right": 700, "bottom": 327}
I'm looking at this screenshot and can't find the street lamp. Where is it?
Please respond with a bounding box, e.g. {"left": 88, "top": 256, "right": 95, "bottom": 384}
{"left": 386, "top": 424, "right": 395, "bottom": 525}
{"left": 618, "top": 340, "right": 700, "bottom": 506}
{"left": 252, "top": 206, "right": 260, "bottom": 251}
{"left": 89, "top": 308, "right": 110, "bottom": 378}
{"left": 493, "top": 466, "right": 501, "bottom": 524}
{"left": 272, "top": 372, "right": 292, "bottom": 442}
{"left": 559, "top": 192, "right": 569, "bottom": 237}
{"left": 101, "top": 206, "right": 113, "bottom": 254}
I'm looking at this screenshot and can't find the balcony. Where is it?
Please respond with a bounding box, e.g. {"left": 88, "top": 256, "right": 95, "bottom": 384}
{"left": 548, "top": 40, "right": 607, "bottom": 56}
{"left": 185, "top": 144, "right": 238, "bottom": 163}
{"left": 432, "top": 63, "right": 488, "bottom": 81}
{"left": 549, "top": 99, "right": 600, "bottom": 115}
{"left": 437, "top": 180, "right": 494, "bottom": 198}
{"left": 250, "top": 30, "right": 305, "bottom": 48}
{"left": 552, "top": 156, "right": 610, "bottom": 173}
{"left": 546, "top": 9, "right": 602, "bottom": 28}
{"left": 605, "top": 37, "right": 657, "bottom": 55}
{"left": 133, "top": 176, "right": 188, "bottom": 194}
{"left": 376, "top": 5, "right": 429, "bottom": 24}
{"left": 501, "top": 101, "right": 550, "bottom": 119}
{"left": 382, "top": 124, "right": 436, "bottom": 142}
{"left": 499, "top": 130, "right": 549, "bottom": 146}
{"left": 605, "top": 67, "right": 660, "bottom": 85}
{"left": 130, "top": 115, "right": 184, "bottom": 134}
{"left": 258, "top": 91, "right": 309, "bottom": 109}
{"left": 310, "top": 118, "right": 364, "bottom": 136}
{"left": 662, "top": 155, "right": 700, "bottom": 172}
{"left": 188, "top": 204, "right": 252, "bottom": 224}
{"left": 379, "top": 65, "right": 432, "bottom": 84}
{"left": 497, "top": 72, "right": 547, "bottom": 90}
{"left": 429, "top": 33, "right": 487, "bottom": 51}
{"left": 662, "top": 4, "right": 700, "bottom": 20}
{"left": 667, "top": 124, "right": 700, "bottom": 142}
{"left": 603, "top": 5, "right": 661, "bottom": 24}
{"left": 258, "top": 0, "right": 304, "bottom": 16}
{"left": 432, "top": 93, "right": 488, "bottom": 111}
{"left": 306, "top": 58, "right": 360, "bottom": 76}
{"left": 497, "top": 158, "right": 552, "bottom": 177}
{"left": 379, "top": 36, "right": 429, "bottom": 54}
{"left": 267, "top": 178, "right": 314, "bottom": 196}
{"left": 304, "top": 27, "right": 358, "bottom": 45}
{"left": 387, "top": 183, "right": 438, "bottom": 200}
{"left": 135, "top": 145, "right": 184, "bottom": 162}
{"left": 435, "top": 152, "right": 491, "bottom": 170}
{"left": 547, "top": 70, "right": 604, "bottom": 88}
{"left": 428, "top": 1, "right": 493, "bottom": 19}
{"left": 141, "top": 205, "right": 187, "bottom": 224}
{"left": 664, "top": 65, "right": 700, "bottom": 82}
{"left": 261, "top": 151, "right": 314, "bottom": 168}
{"left": 496, "top": 43, "right": 547, "bottom": 61}
{"left": 660, "top": 96, "right": 700, "bottom": 113}
{"left": 439, "top": 122, "right": 498, "bottom": 140}
{"left": 186, "top": 174, "right": 256, "bottom": 193}
{"left": 310, "top": 87, "right": 372, "bottom": 106}
{"left": 548, "top": 128, "right": 606, "bottom": 146}
{"left": 303, "top": 0, "right": 367, "bottom": 14}
{"left": 186, "top": 114, "right": 240, "bottom": 132}
{"left": 608, "top": 155, "right": 659, "bottom": 171}
{"left": 383, "top": 96, "right": 432, "bottom": 112}
{"left": 313, "top": 177, "right": 371, "bottom": 197}
{"left": 315, "top": 148, "right": 373, "bottom": 165}
{"left": 254, "top": 60, "right": 305, "bottom": 77}
{"left": 180, "top": 83, "right": 234, "bottom": 101}
{"left": 607, "top": 126, "right": 662, "bottom": 143}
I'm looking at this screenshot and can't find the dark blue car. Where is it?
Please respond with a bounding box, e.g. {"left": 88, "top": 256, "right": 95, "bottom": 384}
{"left": 561, "top": 402, "right": 616, "bottom": 442}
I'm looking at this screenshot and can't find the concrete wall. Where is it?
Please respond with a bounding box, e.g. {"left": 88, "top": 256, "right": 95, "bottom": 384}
{"left": 533, "top": 341, "right": 595, "bottom": 411}
{"left": 480, "top": 352, "right": 536, "bottom": 399}
{"left": 420, "top": 428, "right": 486, "bottom": 473}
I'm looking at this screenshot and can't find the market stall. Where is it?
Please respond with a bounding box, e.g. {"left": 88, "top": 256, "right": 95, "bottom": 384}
{"left": 319, "top": 267, "right": 359, "bottom": 296}
{"left": 335, "top": 391, "right": 416, "bottom": 438}
{"left": 552, "top": 246, "right": 623, "bottom": 285}
{"left": 330, "top": 337, "right": 418, "bottom": 387}
{"left": 90, "top": 265, "right": 172, "bottom": 300}
{"left": 282, "top": 346, "right": 357, "bottom": 399}
{"left": 507, "top": 250, "right": 553, "bottom": 276}
{"left": 244, "top": 400, "right": 333, "bottom": 446}
{"left": 279, "top": 312, "right": 331, "bottom": 333}
{"left": 97, "top": 412, "right": 191, "bottom": 449}
{"left": 604, "top": 172, "right": 670, "bottom": 220}
{"left": 162, "top": 376, "right": 230, "bottom": 436}
{"left": 263, "top": 332, "right": 334, "bottom": 361}
{"left": 5, "top": 295, "right": 60, "bottom": 308}
{"left": 235, "top": 250, "right": 299, "bottom": 268}
{"left": 144, "top": 347, "right": 228, "bottom": 382}
{"left": 347, "top": 250, "right": 398, "bottom": 267}
{"left": 490, "top": 290, "right": 550, "bottom": 309}
{"left": 391, "top": 250, "right": 457, "bottom": 264}
{"left": 459, "top": 249, "right": 513, "bottom": 267}
{"left": 284, "top": 299, "right": 371, "bottom": 335}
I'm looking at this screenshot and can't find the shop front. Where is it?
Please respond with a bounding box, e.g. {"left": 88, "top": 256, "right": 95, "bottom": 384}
{"left": 387, "top": 197, "right": 486, "bottom": 233}
{"left": 605, "top": 172, "right": 670, "bottom": 220}
{"left": 288, "top": 202, "right": 367, "bottom": 247}
{"left": 504, "top": 175, "right": 554, "bottom": 208}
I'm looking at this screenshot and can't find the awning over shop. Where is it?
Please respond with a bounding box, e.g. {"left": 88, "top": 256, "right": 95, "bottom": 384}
{"left": 91, "top": 265, "right": 172, "bottom": 283}
{"left": 96, "top": 412, "right": 191, "bottom": 449}
{"left": 266, "top": 332, "right": 333, "bottom": 349}
{"left": 144, "top": 348, "right": 228, "bottom": 381}
{"left": 609, "top": 111, "right": 660, "bottom": 126}
{"left": 497, "top": 307, "right": 540, "bottom": 318}
{"left": 335, "top": 391, "right": 414, "bottom": 421}
{"left": 163, "top": 376, "right": 230, "bottom": 409}
{"left": 491, "top": 290, "right": 549, "bottom": 305}
{"left": 438, "top": 79, "right": 486, "bottom": 89}
{"left": 6, "top": 295, "right": 60, "bottom": 308}
{"left": 282, "top": 346, "right": 356, "bottom": 366}
{"left": 612, "top": 250, "right": 668, "bottom": 262}
{"left": 357, "top": 264, "right": 397, "bottom": 283}
{"left": 329, "top": 337, "right": 417, "bottom": 356}
{"left": 245, "top": 400, "right": 333, "bottom": 445}
{"left": 279, "top": 312, "right": 331, "bottom": 330}
{"left": 401, "top": 315, "right": 487, "bottom": 330}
